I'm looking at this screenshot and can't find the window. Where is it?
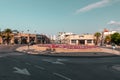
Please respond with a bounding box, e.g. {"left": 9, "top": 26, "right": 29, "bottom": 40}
{"left": 79, "top": 40, "right": 85, "bottom": 44}
{"left": 87, "top": 40, "right": 92, "bottom": 43}
{"left": 71, "top": 40, "right": 76, "bottom": 43}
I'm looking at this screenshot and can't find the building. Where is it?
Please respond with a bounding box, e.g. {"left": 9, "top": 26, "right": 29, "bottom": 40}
{"left": 57, "top": 32, "right": 74, "bottom": 44}
{"left": 101, "top": 28, "right": 117, "bottom": 45}
{"left": 0, "top": 32, "right": 50, "bottom": 44}
{"left": 36, "top": 34, "right": 50, "bottom": 44}
{"left": 56, "top": 32, "right": 95, "bottom": 45}
{"left": 103, "top": 28, "right": 117, "bottom": 36}
{"left": 64, "top": 34, "right": 95, "bottom": 45}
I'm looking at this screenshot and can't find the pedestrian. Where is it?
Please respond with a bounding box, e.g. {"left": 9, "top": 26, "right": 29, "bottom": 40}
{"left": 112, "top": 43, "right": 116, "bottom": 50}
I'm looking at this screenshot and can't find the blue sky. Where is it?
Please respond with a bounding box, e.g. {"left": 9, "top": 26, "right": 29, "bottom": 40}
{"left": 0, "top": 0, "right": 120, "bottom": 35}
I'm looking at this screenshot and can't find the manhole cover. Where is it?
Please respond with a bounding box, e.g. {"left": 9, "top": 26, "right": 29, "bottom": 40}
{"left": 112, "top": 65, "right": 120, "bottom": 71}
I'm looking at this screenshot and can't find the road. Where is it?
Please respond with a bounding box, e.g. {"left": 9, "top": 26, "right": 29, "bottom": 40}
{"left": 1, "top": 52, "right": 120, "bottom": 80}
{"left": 0, "top": 45, "right": 120, "bottom": 80}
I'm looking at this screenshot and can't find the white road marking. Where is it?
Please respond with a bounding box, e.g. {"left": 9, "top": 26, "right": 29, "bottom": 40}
{"left": 13, "top": 67, "right": 31, "bottom": 76}
{"left": 42, "top": 59, "right": 52, "bottom": 62}
{"left": 42, "top": 59, "right": 64, "bottom": 65}
{"left": 52, "top": 61, "right": 64, "bottom": 65}
{"left": 34, "top": 65, "right": 45, "bottom": 70}
{"left": 25, "top": 63, "right": 31, "bottom": 65}
{"left": 57, "top": 59, "right": 68, "bottom": 61}
{"left": 112, "top": 65, "right": 120, "bottom": 71}
{"left": 53, "top": 73, "right": 72, "bottom": 80}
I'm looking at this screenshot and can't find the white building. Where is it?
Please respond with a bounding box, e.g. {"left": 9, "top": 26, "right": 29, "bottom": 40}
{"left": 101, "top": 29, "right": 117, "bottom": 45}
{"left": 57, "top": 32, "right": 95, "bottom": 45}
{"left": 103, "top": 29, "right": 117, "bottom": 36}
{"left": 64, "top": 34, "right": 95, "bottom": 45}
{"left": 57, "top": 32, "right": 74, "bottom": 44}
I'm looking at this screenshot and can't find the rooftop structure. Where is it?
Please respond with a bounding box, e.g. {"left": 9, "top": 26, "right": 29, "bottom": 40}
{"left": 103, "top": 28, "right": 117, "bottom": 36}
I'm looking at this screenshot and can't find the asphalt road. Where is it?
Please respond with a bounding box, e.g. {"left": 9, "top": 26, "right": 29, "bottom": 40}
{"left": 1, "top": 45, "right": 120, "bottom": 80}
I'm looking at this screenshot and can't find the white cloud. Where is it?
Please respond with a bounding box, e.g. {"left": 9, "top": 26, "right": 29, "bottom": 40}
{"left": 108, "top": 21, "right": 120, "bottom": 26}
{"left": 75, "top": 0, "right": 116, "bottom": 14}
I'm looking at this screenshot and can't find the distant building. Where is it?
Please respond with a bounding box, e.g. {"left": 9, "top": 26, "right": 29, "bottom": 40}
{"left": 100, "top": 28, "right": 117, "bottom": 45}
{"left": 64, "top": 34, "right": 95, "bottom": 45}
{"left": 56, "top": 32, "right": 95, "bottom": 45}
{"left": 49, "top": 35, "right": 57, "bottom": 43}
{"left": 57, "top": 32, "right": 74, "bottom": 44}
{"left": 35, "top": 34, "right": 50, "bottom": 44}
{"left": 0, "top": 33, "right": 50, "bottom": 44}
{"left": 103, "top": 28, "right": 117, "bottom": 36}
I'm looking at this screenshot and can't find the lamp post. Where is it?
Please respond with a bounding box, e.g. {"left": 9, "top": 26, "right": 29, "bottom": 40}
{"left": 27, "top": 29, "right": 30, "bottom": 49}
{"left": 27, "top": 29, "right": 30, "bottom": 43}
{"left": 101, "top": 31, "right": 104, "bottom": 46}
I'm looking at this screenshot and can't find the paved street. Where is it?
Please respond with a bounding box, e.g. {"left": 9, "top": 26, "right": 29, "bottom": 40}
{"left": 1, "top": 45, "right": 120, "bottom": 80}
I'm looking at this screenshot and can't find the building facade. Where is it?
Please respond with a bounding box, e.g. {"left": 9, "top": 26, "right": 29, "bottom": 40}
{"left": 57, "top": 32, "right": 95, "bottom": 45}
{"left": 0, "top": 33, "right": 50, "bottom": 44}
{"left": 101, "top": 28, "right": 117, "bottom": 45}
{"left": 57, "top": 32, "right": 74, "bottom": 44}
{"left": 64, "top": 34, "right": 95, "bottom": 45}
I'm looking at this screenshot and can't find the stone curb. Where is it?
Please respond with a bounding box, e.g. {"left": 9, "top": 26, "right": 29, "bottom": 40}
{"left": 15, "top": 50, "right": 119, "bottom": 58}
{"left": 16, "top": 45, "right": 120, "bottom": 57}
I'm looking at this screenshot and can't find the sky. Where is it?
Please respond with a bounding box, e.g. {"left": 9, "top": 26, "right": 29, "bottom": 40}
{"left": 0, "top": 0, "right": 120, "bottom": 35}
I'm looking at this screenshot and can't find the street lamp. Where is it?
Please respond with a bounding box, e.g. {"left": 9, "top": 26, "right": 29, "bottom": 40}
{"left": 100, "top": 31, "right": 104, "bottom": 46}
{"left": 27, "top": 29, "right": 30, "bottom": 43}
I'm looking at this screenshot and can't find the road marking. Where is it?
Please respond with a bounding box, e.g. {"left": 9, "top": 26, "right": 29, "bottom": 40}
{"left": 52, "top": 61, "right": 64, "bottom": 65}
{"left": 25, "top": 63, "right": 31, "bottom": 65}
{"left": 42, "top": 59, "right": 52, "bottom": 62}
{"left": 34, "top": 65, "right": 45, "bottom": 70}
{"left": 112, "top": 65, "right": 120, "bottom": 71}
{"left": 13, "top": 67, "right": 31, "bottom": 76}
{"left": 42, "top": 59, "right": 64, "bottom": 65}
{"left": 57, "top": 59, "right": 68, "bottom": 61}
{"left": 53, "top": 73, "right": 72, "bottom": 80}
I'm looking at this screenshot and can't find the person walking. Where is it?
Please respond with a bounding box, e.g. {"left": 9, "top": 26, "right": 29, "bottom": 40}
{"left": 112, "top": 43, "right": 116, "bottom": 50}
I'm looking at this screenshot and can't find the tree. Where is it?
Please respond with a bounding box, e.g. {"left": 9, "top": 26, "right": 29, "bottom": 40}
{"left": 0, "top": 31, "right": 3, "bottom": 37}
{"left": 104, "top": 35, "right": 111, "bottom": 44}
{"left": 12, "top": 30, "right": 19, "bottom": 33}
{"left": 2, "top": 28, "right": 13, "bottom": 45}
{"left": 94, "top": 32, "right": 101, "bottom": 45}
{"left": 111, "top": 32, "right": 120, "bottom": 45}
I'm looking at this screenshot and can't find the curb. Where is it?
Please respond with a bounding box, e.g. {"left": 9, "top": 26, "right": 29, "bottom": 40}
{"left": 33, "top": 54, "right": 119, "bottom": 58}
{"left": 15, "top": 50, "right": 120, "bottom": 58}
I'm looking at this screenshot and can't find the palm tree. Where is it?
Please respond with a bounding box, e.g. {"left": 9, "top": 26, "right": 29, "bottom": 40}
{"left": 3, "top": 28, "right": 13, "bottom": 45}
{"left": 0, "top": 30, "right": 3, "bottom": 44}
{"left": 94, "top": 32, "right": 101, "bottom": 45}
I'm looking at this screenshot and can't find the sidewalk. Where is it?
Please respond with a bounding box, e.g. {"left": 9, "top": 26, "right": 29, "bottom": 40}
{"left": 16, "top": 45, "right": 120, "bottom": 57}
